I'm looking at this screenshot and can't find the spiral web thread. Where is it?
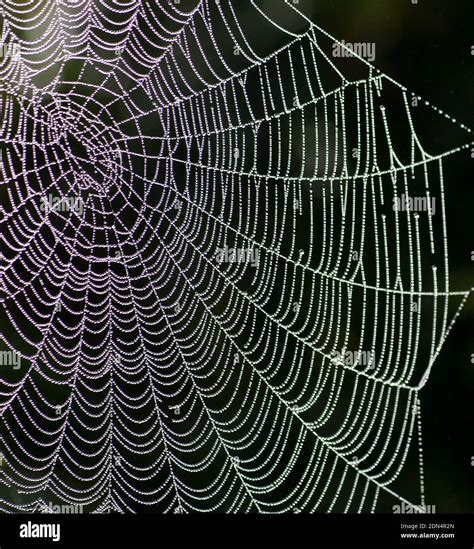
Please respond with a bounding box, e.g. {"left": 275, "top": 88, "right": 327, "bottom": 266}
{"left": 0, "top": 0, "right": 472, "bottom": 513}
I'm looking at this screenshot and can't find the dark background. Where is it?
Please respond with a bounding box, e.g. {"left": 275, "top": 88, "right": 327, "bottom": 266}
{"left": 291, "top": 0, "right": 474, "bottom": 512}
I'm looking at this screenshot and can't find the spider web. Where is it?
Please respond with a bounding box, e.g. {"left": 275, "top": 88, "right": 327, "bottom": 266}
{"left": 0, "top": 0, "right": 472, "bottom": 513}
